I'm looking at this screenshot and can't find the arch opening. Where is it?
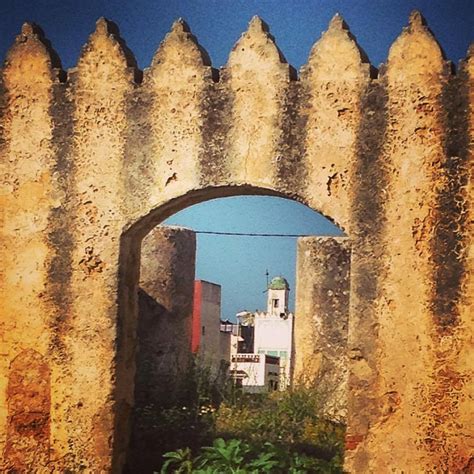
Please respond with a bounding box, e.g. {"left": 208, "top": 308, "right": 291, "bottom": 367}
{"left": 123, "top": 185, "right": 346, "bottom": 240}
{"left": 117, "top": 185, "right": 350, "bottom": 472}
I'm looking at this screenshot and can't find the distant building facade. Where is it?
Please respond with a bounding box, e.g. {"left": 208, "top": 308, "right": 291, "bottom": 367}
{"left": 231, "top": 276, "right": 294, "bottom": 391}
{"left": 191, "top": 276, "right": 294, "bottom": 392}
{"left": 230, "top": 353, "right": 280, "bottom": 393}
{"left": 254, "top": 276, "right": 294, "bottom": 388}
{"left": 192, "top": 280, "right": 230, "bottom": 372}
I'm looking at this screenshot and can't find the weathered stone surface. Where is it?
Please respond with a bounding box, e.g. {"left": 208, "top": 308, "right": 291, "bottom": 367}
{"left": 49, "top": 18, "right": 137, "bottom": 471}
{"left": 225, "top": 17, "right": 292, "bottom": 185}
{"left": 348, "top": 12, "right": 454, "bottom": 472}
{"left": 0, "top": 12, "right": 472, "bottom": 473}
{"left": 3, "top": 350, "right": 51, "bottom": 471}
{"left": 141, "top": 20, "right": 213, "bottom": 200}
{"left": 0, "top": 23, "right": 61, "bottom": 471}
{"left": 300, "top": 14, "right": 371, "bottom": 228}
{"left": 293, "top": 237, "right": 350, "bottom": 421}
{"left": 127, "top": 225, "right": 196, "bottom": 472}
{"left": 453, "top": 43, "right": 474, "bottom": 474}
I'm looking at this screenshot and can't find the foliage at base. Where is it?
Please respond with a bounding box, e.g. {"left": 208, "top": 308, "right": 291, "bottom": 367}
{"left": 160, "top": 437, "right": 343, "bottom": 473}
{"left": 140, "top": 360, "right": 345, "bottom": 473}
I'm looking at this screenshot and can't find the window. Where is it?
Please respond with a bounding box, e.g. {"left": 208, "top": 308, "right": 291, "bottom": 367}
{"left": 201, "top": 326, "right": 205, "bottom": 336}
{"left": 272, "top": 299, "right": 279, "bottom": 308}
{"left": 279, "top": 351, "right": 288, "bottom": 359}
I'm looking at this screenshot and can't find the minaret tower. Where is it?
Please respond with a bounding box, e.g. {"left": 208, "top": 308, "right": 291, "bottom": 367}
{"left": 266, "top": 276, "right": 290, "bottom": 316}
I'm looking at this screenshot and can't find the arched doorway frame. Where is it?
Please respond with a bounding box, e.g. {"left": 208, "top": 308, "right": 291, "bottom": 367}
{"left": 115, "top": 184, "right": 348, "bottom": 468}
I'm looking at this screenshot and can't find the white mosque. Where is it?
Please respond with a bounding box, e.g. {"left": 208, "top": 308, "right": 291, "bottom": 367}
{"left": 230, "top": 276, "right": 294, "bottom": 392}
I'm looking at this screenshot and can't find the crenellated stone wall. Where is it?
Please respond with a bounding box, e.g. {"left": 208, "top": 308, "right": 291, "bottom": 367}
{"left": 0, "top": 12, "right": 472, "bottom": 472}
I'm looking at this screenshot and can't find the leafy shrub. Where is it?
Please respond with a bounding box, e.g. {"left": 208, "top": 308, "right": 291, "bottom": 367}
{"left": 215, "top": 387, "right": 345, "bottom": 463}
{"left": 145, "top": 360, "right": 345, "bottom": 472}
{"left": 161, "top": 447, "right": 194, "bottom": 474}
{"left": 160, "top": 438, "right": 343, "bottom": 473}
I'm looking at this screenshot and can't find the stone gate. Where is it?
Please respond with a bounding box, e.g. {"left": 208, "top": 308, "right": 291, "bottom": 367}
{"left": 0, "top": 11, "right": 472, "bottom": 472}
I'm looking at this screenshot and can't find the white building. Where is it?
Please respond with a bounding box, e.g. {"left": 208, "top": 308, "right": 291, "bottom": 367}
{"left": 254, "top": 276, "right": 294, "bottom": 389}
{"left": 230, "top": 353, "right": 280, "bottom": 393}
{"left": 230, "top": 276, "right": 294, "bottom": 391}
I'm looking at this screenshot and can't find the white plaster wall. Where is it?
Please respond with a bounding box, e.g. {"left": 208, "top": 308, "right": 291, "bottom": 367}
{"left": 267, "top": 288, "right": 289, "bottom": 315}
{"left": 254, "top": 314, "right": 293, "bottom": 388}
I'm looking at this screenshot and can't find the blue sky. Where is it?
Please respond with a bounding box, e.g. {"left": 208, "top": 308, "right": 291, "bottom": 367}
{"left": 165, "top": 197, "right": 341, "bottom": 318}
{"left": 1, "top": 0, "right": 472, "bottom": 69}
{"left": 1, "top": 1, "right": 472, "bottom": 318}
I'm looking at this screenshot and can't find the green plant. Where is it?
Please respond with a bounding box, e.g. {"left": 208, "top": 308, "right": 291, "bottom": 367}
{"left": 160, "top": 438, "right": 344, "bottom": 473}
{"left": 196, "top": 438, "right": 252, "bottom": 472}
{"left": 215, "top": 387, "right": 345, "bottom": 463}
{"left": 151, "top": 366, "right": 345, "bottom": 472}
{"left": 160, "top": 447, "right": 193, "bottom": 474}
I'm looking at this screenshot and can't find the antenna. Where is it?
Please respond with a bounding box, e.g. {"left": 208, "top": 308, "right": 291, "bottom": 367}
{"left": 263, "top": 269, "right": 269, "bottom": 293}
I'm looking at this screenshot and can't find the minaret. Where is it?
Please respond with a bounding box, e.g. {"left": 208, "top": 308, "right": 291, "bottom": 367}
{"left": 266, "top": 276, "right": 290, "bottom": 316}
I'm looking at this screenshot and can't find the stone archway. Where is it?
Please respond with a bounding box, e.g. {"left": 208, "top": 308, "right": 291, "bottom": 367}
{"left": 123, "top": 191, "right": 349, "bottom": 472}
{"left": 0, "top": 11, "right": 472, "bottom": 473}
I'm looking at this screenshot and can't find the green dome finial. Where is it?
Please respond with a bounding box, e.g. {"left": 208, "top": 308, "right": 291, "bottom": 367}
{"left": 268, "top": 276, "right": 289, "bottom": 290}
